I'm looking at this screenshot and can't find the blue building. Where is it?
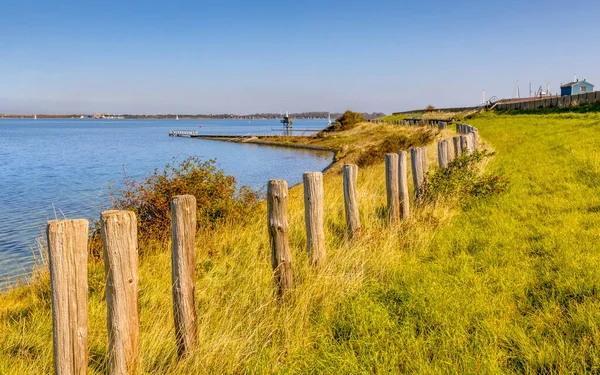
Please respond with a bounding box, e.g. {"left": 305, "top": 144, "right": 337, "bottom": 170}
{"left": 561, "top": 79, "right": 594, "bottom": 96}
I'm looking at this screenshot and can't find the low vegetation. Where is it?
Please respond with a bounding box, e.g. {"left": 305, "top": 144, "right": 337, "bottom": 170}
{"left": 2, "top": 111, "right": 600, "bottom": 373}
{"left": 107, "top": 157, "right": 258, "bottom": 240}
{"left": 424, "top": 150, "right": 508, "bottom": 202}
{"left": 320, "top": 110, "right": 365, "bottom": 133}
{"left": 355, "top": 131, "right": 435, "bottom": 167}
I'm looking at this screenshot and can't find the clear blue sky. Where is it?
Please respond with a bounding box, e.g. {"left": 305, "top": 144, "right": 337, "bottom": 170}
{"left": 1, "top": 0, "right": 599, "bottom": 114}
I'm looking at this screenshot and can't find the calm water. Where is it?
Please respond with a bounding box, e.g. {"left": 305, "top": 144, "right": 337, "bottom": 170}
{"left": 0, "top": 118, "right": 331, "bottom": 289}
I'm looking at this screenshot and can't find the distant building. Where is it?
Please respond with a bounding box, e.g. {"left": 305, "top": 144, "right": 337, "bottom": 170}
{"left": 560, "top": 79, "right": 594, "bottom": 96}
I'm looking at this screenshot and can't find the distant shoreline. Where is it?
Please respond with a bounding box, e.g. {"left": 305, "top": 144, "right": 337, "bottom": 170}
{"left": 0, "top": 111, "right": 385, "bottom": 120}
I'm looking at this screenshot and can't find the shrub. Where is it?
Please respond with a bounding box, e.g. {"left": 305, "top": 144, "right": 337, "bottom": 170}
{"left": 320, "top": 110, "right": 365, "bottom": 133}
{"left": 106, "top": 157, "right": 259, "bottom": 241}
{"left": 425, "top": 105, "right": 435, "bottom": 113}
{"left": 423, "top": 150, "right": 507, "bottom": 202}
{"left": 356, "top": 129, "right": 436, "bottom": 167}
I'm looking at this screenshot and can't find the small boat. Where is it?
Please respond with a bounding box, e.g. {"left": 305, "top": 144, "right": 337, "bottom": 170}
{"left": 327, "top": 113, "right": 332, "bottom": 125}
{"left": 34, "top": 114, "right": 37, "bottom": 120}
{"left": 176, "top": 115, "right": 179, "bottom": 120}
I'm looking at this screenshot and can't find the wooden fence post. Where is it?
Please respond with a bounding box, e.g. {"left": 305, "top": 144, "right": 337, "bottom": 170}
{"left": 397, "top": 151, "right": 410, "bottom": 219}
{"left": 410, "top": 148, "right": 424, "bottom": 200}
{"left": 420, "top": 146, "right": 427, "bottom": 176}
{"left": 101, "top": 210, "right": 140, "bottom": 375}
{"left": 267, "top": 179, "right": 293, "bottom": 298}
{"left": 459, "top": 135, "right": 468, "bottom": 154}
{"left": 343, "top": 164, "right": 361, "bottom": 239}
{"left": 47, "top": 219, "right": 89, "bottom": 375}
{"left": 472, "top": 128, "right": 479, "bottom": 150}
{"left": 385, "top": 153, "right": 400, "bottom": 223}
{"left": 452, "top": 136, "right": 461, "bottom": 157}
{"left": 171, "top": 195, "right": 198, "bottom": 357}
{"left": 437, "top": 140, "right": 450, "bottom": 168}
{"left": 303, "top": 172, "right": 326, "bottom": 266}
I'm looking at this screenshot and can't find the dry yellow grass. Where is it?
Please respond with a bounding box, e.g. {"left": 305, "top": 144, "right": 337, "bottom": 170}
{"left": 11, "top": 113, "right": 599, "bottom": 374}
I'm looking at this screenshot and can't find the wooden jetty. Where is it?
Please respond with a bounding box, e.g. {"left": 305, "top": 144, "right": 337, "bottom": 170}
{"left": 169, "top": 130, "right": 199, "bottom": 137}
{"left": 169, "top": 129, "right": 320, "bottom": 139}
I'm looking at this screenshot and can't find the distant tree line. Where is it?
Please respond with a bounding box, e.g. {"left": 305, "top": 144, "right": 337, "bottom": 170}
{"left": 121, "top": 112, "right": 386, "bottom": 120}
{"left": 1, "top": 111, "right": 386, "bottom": 120}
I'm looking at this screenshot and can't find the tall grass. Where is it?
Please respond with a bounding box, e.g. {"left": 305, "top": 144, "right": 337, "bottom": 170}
{"left": 2, "top": 112, "right": 600, "bottom": 373}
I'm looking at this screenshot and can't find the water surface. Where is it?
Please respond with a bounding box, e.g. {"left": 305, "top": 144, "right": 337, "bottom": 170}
{"left": 0, "top": 118, "right": 331, "bottom": 289}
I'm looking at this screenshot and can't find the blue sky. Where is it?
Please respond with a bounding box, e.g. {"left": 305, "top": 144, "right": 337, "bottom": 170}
{"left": 1, "top": 0, "right": 599, "bottom": 114}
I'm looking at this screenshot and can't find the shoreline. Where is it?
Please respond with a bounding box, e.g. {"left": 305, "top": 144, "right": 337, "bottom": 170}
{"left": 195, "top": 136, "right": 339, "bottom": 175}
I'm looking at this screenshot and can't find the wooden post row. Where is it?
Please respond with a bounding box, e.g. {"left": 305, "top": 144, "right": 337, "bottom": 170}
{"left": 397, "top": 150, "right": 410, "bottom": 219}
{"left": 343, "top": 164, "right": 361, "bottom": 239}
{"left": 47, "top": 219, "right": 89, "bottom": 375}
{"left": 385, "top": 154, "right": 400, "bottom": 223}
{"left": 267, "top": 180, "right": 293, "bottom": 298}
{"left": 101, "top": 210, "right": 140, "bottom": 375}
{"left": 171, "top": 195, "right": 198, "bottom": 357}
{"left": 303, "top": 172, "right": 326, "bottom": 266}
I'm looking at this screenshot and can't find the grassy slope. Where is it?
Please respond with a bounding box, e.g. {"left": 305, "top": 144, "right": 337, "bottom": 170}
{"left": 2, "top": 112, "right": 600, "bottom": 374}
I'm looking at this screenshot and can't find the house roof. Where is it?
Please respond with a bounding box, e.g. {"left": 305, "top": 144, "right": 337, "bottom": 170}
{"left": 561, "top": 80, "right": 594, "bottom": 88}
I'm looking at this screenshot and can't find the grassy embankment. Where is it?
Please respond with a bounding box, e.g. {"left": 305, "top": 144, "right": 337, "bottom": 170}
{"left": 2, "top": 112, "right": 600, "bottom": 373}
{"left": 378, "top": 110, "right": 469, "bottom": 123}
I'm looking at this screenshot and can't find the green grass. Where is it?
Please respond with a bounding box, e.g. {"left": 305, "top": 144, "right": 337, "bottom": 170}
{"left": 2, "top": 112, "right": 600, "bottom": 373}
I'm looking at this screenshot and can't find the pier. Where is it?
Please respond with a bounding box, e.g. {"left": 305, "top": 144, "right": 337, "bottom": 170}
{"left": 169, "top": 130, "right": 199, "bottom": 137}
{"left": 168, "top": 129, "right": 321, "bottom": 139}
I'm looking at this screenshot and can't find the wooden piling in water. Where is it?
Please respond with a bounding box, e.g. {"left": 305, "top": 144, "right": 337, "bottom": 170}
{"left": 101, "top": 210, "right": 140, "bottom": 375}
{"left": 343, "top": 164, "right": 361, "bottom": 239}
{"left": 267, "top": 179, "right": 293, "bottom": 298}
{"left": 47, "top": 219, "right": 89, "bottom": 375}
{"left": 385, "top": 153, "right": 400, "bottom": 223}
{"left": 171, "top": 195, "right": 198, "bottom": 357}
{"left": 397, "top": 151, "right": 410, "bottom": 219}
{"left": 303, "top": 172, "right": 326, "bottom": 266}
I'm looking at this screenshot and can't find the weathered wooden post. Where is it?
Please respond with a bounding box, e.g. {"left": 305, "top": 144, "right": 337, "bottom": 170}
{"left": 397, "top": 150, "right": 410, "bottom": 219}
{"left": 420, "top": 146, "right": 427, "bottom": 175}
{"left": 469, "top": 133, "right": 475, "bottom": 152}
{"left": 472, "top": 128, "right": 479, "bottom": 150}
{"left": 437, "top": 140, "right": 450, "bottom": 168}
{"left": 460, "top": 135, "right": 468, "bottom": 154}
{"left": 453, "top": 136, "right": 461, "bottom": 157}
{"left": 267, "top": 179, "right": 293, "bottom": 298}
{"left": 47, "top": 219, "right": 89, "bottom": 375}
{"left": 385, "top": 153, "right": 400, "bottom": 223}
{"left": 446, "top": 139, "right": 453, "bottom": 163}
{"left": 171, "top": 195, "right": 198, "bottom": 357}
{"left": 303, "top": 172, "right": 325, "bottom": 266}
{"left": 343, "top": 164, "right": 361, "bottom": 239}
{"left": 101, "top": 210, "right": 140, "bottom": 375}
{"left": 410, "top": 148, "right": 424, "bottom": 200}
